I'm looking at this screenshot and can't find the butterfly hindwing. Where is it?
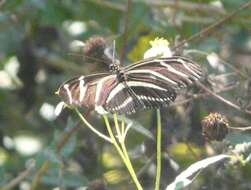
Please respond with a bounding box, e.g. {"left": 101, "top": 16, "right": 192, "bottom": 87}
{"left": 104, "top": 80, "right": 176, "bottom": 114}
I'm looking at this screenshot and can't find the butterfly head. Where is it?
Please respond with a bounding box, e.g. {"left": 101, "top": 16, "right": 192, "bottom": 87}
{"left": 109, "top": 63, "right": 120, "bottom": 74}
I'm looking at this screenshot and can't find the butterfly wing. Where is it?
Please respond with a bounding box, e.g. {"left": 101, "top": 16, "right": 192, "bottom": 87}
{"left": 57, "top": 73, "right": 118, "bottom": 114}
{"left": 57, "top": 56, "right": 203, "bottom": 115}
{"left": 103, "top": 56, "right": 203, "bottom": 114}
{"left": 104, "top": 81, "right": 176, "bottom": 114}
{"left": 124, "top": 56, "right": 203, "bottom": 89}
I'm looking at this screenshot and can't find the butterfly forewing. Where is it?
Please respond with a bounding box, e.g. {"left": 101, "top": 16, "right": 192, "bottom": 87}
{"left": 125, "top": 56, "right": 202, "bottom": 88}
{"left": 58, "top": 73, "right": 114, "bottom": 110}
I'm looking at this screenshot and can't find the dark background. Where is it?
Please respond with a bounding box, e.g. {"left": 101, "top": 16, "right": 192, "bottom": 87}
{"left": 0, "top": 0, "right": 251, "bottom": 190}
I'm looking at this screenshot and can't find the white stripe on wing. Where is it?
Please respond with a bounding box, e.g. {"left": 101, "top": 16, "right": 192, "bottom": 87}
{"left": 95, "top": 75, "right": 116, "bottom": 104}
{"left": 79, "top": 76, "right": 86, "bottom": 102}
{"left": 177, "top": 58, "right": 201, "bottom": 78}
{"left": 127, "top": 69, "right": 178, "bottom": 85}
{"left": 64, "top": 84, "right": 73, "bottom": 104}
{"left": 106, "top": 81, "right": 167, "bottom": 103}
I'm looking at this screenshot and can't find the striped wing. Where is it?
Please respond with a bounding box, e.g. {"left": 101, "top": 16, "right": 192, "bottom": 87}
{"left": 57, "top": 56, "right": 203, "bottom": 115}
{"left": 104, "top": 82, "right": 176, "bottom": 114}
{"left": 102, "top": 56, "right": 203, "bottom": 114}
{"left": 57, "top": 73, "right": 118, "bottom": 113}
{"left": 125, "top": 56, "right": 202, "bottom": 89}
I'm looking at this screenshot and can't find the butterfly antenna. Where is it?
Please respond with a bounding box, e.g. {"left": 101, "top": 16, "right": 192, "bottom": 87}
{"left": 112, "top": 40, "right": 116, "bottom": 65}
{"left": 67, "top": 53, "right": 111, "bottom": 65}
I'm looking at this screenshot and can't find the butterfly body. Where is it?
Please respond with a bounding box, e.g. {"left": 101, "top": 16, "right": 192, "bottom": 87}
{"left": 57, "top": 56, "right": 203, "bottom": 115}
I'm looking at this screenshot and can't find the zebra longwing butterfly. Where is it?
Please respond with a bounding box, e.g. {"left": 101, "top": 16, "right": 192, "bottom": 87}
{"left": 56, "top": 56, "right": 202, "bottom": 115}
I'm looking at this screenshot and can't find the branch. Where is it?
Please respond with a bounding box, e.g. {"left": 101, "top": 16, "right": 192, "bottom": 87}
{"left": 143, "top": 0, "right": 226, "bottom": 15}
{"left": 0, "top": 0, "right": 6, "bottom": 8}
{"left": 85, "top": 0, "right": 126, "bottom": 12}
{"left": 2, "top": 160, "right": 35, "bottom": 190}
{"left": 30, "top": 123, "right": 81, "bottom": 190}
{"left": 196, "top": 82, "right": 251, "bottom": 115}
{"left": 34, "top": 49, "right": 86, "bottom": 74}
{"left": 170, "top": 82, "right": 239, "bottom": 107}
{"left": 228, "top": 126, "right": 251, "bottom": 132}
{"left": 172, "top": 1, "right": 251, "bottom": 51}
{"left": 185, "top": 49, "right": 249, "bottom": 79}
{"left": 120, "top": 0, "right": 132, "bottom": 65}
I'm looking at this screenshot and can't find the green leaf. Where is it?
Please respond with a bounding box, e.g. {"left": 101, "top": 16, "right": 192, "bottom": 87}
{"left": 0, "top": 167, "right": 7, "bottom": 186}
{"left": 42, "top": 168, "right": 88, "bottom": 188}
{"left": 60, "top": 131, "right": 76, "bottom": 158}
{"left": 166, "top": 155, "right": 230, "bottom": 190}
{"left": 80, "top": 1, "right": 122, "bottom": 33}
{"left": 36, "top": 148, "right": 61, "bottom": 167}
{"left": 39, "top": 0, "right": 72, "bottom": 25}
{"left": 59, "top": 118, "right": 77, "bottom": 157}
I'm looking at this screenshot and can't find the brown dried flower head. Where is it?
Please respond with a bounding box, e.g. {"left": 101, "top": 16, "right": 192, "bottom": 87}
{"left": 83, "top": 36, "right": 114, "bottom": 67}
{"left": 87, "top": 179, "right": 107, "bottom": 190}
{"left": 201, "top": 113, "right": 229, "bottom": 142}
{"left": 83, "top": 36, "right": 107, "bottom": 58}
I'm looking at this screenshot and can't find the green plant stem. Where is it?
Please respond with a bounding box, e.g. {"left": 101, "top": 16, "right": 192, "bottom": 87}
{"left": 75, "top": 108, "right": 112, "bottom": 143}
{"left": 113, "top": 115, "right": 130, "bottom": 163}
{"left": 113, "top": 115, "right": 137, "bottom": 186}
{"left": 121, "top": 140, "right": 136, "bottom": 180}
{"left": 121, "top": 115, "right": 126, "bottom": 135}
{"left": 155, "top": 109, "right": 162, "bottom": 190}
{"left": 113, "top": 113, "right": 122, "bottom": 140}
{"left": 103, "top": 115, "right": 143, "bottom": 190}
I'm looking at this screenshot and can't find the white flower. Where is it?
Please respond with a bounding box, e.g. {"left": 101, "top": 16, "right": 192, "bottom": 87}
{"left": 207, "top": 52, "right": 225, "bottom": 72}
{"left": 40, "top": 103, "right": 57, "bottom": 121}
{"left": 63, "top": 21, "right": 86, "bottom": 36}
{"left": 54, "top": 101, "right": 66, "bottom": 116}
{"left": 144, "top": 37, "right": 172, "bottom": 59}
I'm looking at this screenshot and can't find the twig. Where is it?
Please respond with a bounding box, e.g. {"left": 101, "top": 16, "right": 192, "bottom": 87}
{"left": 179, "top": 15, "right": 214, "bottom": 24}
{"left": 1, "top": 110, "right": 79, "bottom": 190}
{"left": 30, "top": 123, "right": 81, "bottom": 190}
{"left": 228, "top": 126, "right": 251, "bottom": 131}
{"left": 171, "top": 1, "right": 251, "bottom": 51}
{"left": 34, "top": 49, "right": 86, "bottom": 74}
{"left": 185, "top": 49, "right": 249, "bottom": 79}
{"left": 120, "top": 0, "right": 132, "bottom": 65}
{"left": 2, "top": 160, "right": 35, "bottom": 190}
{"left": 170, "top": 82, "right": 239, "bottom": 107}
{"left": 30, "top": 162, "right": 50, "bottom": 190}
{"left": 56, "top": 122, "right": 81, "bottom": 152}
{"left": 0, "top": 0, "right": 6, "bottom": 8}
{"left": 185, "top": 142, "right": 200, "bottom": 160}
{"left": 86, "top": 0, "right": 126, "bottom": 12}
{"left": 136, "top": 154, "right": 155, "bottom": 178}
{"left": 196, "top": 81, "right": 251, "bottom": 115}
{"left": 142, "top": 0, "right": 225, "bottom": 15}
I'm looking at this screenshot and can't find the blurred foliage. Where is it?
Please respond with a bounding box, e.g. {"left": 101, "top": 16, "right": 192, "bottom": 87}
{"left": 0, "top": 0, "right": 251, "bottom": 190}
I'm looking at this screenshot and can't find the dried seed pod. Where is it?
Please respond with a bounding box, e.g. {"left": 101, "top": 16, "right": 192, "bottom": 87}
{"left": 201, "top": 113, "right": 229, "bottom": 141}
{"left": 83, "top": 36, "right": 116, "bottom": 68}
{"left": 87, "top": 179, "right": 108, "bottom": 190}
{"left": 83, "top": 36, "right": 107, "bottom": 59}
